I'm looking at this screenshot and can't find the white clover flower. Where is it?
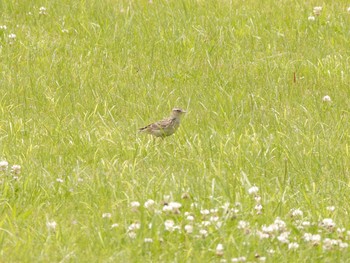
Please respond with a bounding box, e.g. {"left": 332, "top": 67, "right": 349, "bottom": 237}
{"left": 231, "top": 257, "right": 246, "bottom": 262}
{"left": 313, "top": 6, "right": 322, "bottom": 16}
{"left": 130, "top": 201, "right": 140, "bottom": 209}
{"left": 0, "top": 25, "right": 7, "bottom": 30}
{"left": 56, "top": 178, "right": 64, "bottom": 183}
{"left": 237, "top": 220, "right": 249, "bottom": 229}
{"left": 291, "top": 208, "right": 303, "bottom": 217}
{"left": 144, "top": 199, "right": 155, "bottom": 209}
{"left": 337, "top": 228, "right": 346, "bottom": 233}
{"left": 277, "top": 231, "right": 290, "bottom": 243}
{"left": 162, "top": 204, "right": 173, "bottom": 213}
{"left": 184, "top": 224, "right": 193, "bottom": 234}
{"left": 128, "top": 222, "right": 141, "bottom": 231}
{"left": 144, "top": 238, "right": 153, "bottom": 243}
{"left": 255, "top": 204, "right": 263, "bottom": 212}
{"left": 199, "top": 229, "right": 208, "bottom": 237}
{"left": 339, "top": 242, "right": 349, "bottom": 249}
{"left": 0, "top": 160, "right": 8, "bottom": 171}
{"left": 169, "top": 202, "right": 182, "bottom": 213}
{"left": 186, "top": 215, "right": 195, "bottom": 221}
{"left": 308, "top": 16, "right": 316, "bottom": 21}
{"left": 322, "top": 95, "right": 331, "bottom": 102}
{"left": 288, "top": 242, "right": 299, "bottom": 250}
{"left": 210, "top": 208, "right": 218, "bottom": 214}
{"left": 11, "top": 165, "right": 21, "bottom": 174}
{"left": 200, "top": 209, "right": 210, "bottom": 215}
{"left": 46, "top": 221, "right": 57, "bottom": 230}
{"left": 256, "top": 231, "right": 269, "bottom": 239}
{"left": 254, "top": 195, "right": 261, "bottom": 202}
{"left": 164, "top": 219, "right": 175, "bottom": 232}
{"left": 111, "top": 223, "right": 119, "bottom": 228}
{"left": 320, "top": 218, "right": 336, "bottom": 230}
{"left": 323, "top": 238, "right": 339, "bottom": 250}
{"left": 39, "top": 6, "right": 47, "bottom": 15}
{"left": 303, "top": 233, "right": 321, "bottom": 245}
{"left": 302, "top": 221, "right": 311, "bottom": 227}
{"left": 267, "top": 249, "right": 275, "bottom": 254}
{"left": 216, "top": 243, "right": 224, "bottom": 256}
{"left": 210, "top": 215, "right": 219, "bottom": 222}
{"left": 102, "top": 213, "right": 112, "bottom": 218}
{"left": 274, "top": 217, "right": 287, "bottom": 231}
{"left": 248, "top": 186, "right": 259, "bottom": 195}
{"left": 8, "top": 33, "right": 16, "bottom": 39}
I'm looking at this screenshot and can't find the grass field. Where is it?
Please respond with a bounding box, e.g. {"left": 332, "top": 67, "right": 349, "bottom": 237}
{"left": 1, "top": 0, "right": 350, "bottom": 262}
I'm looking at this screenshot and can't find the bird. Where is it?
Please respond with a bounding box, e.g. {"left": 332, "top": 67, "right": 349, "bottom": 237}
{"left": 139, "top": 107, "right": 186, "bottom": 138}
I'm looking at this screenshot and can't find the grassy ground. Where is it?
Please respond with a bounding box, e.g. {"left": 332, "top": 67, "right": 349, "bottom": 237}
{"left": 1, "top": 0, "right": 350, "bottom": 262}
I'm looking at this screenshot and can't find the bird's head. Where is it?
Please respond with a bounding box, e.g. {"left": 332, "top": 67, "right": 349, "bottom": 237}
{"left": 171, "top": 107, "right": 186, "bottom": 118}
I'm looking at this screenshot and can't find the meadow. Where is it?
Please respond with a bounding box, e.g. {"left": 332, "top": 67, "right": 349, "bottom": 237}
{"left": 1, "top": 0, "right": 350, "bottom": 262}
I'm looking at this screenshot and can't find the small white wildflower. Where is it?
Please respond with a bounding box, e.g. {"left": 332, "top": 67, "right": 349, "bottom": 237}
{"left": 339, "top": 242, "right": 349, "bottom": 249}
{"left": 61, "top": 29, "right": 69, "bottom": 33}
{"left": 184, "top": 224, "right": 193, "bottom": 234}
{"left": 231, "top": 256, "right": 247, "bottom": 262}
{"left": 56, "top": 178, "right": 64, "bottom": 183}
{"left": 164, "top": 219, "right": 175, "bottom": 232}
{"left": 255, "top": 204, "right": 263, "bottom": 212}
{"left": 210, "top": 208, "right": 218, "bottom": 214}
{"left": 288, "top": 242, "right": 299, "bottom": 250}
{"left": 274, "top": 217, "right": 287, "bottom": 231}
{"left": 303, "top": 233, "right": 321, "bottom": 245}
{"left": 10, "top": 165, "right": 21, "bottom": 174}
{"left": 259, "top": 257, "right": 266, "bottom": 262}
{"left": 323, "top": 238, "right": 339, "bottom": 250}
{"left": 0, "top": 160, "right": 8, "bottom": 171}
{"left": 0, "top": 25, "right": 7, "bottom": 30}
{"left": 237, "top": 220, "right": 249, "bottom": 229}
{"left": 248, "top": 186, "right": 259, "bottom": 195}
{"left": 169, "top": 202, "right": 182, "bottom": 214}
{"left": 291, "top": 208, "right": 303, "bottom": 217}
{"left": 308, "top": 16, "right": 316, "bottom": 21}
{"left": 128, "top": 222, "right": 141, "bottom": 231}
{"left": 102, "top": 213, "right": 112, "bottom": 219}
{"left": 302, "top": 221, "right": 311, "bottom": 227}
{"left": 199, "top": 229, "right": 208, "bottom": 237}
{"left": 210, "top": 215, "right": 220, "bottom": 222}
{"left": 46, "top": 221, "right": 57, "bottom": 230}
{"left": 39, "top": 6, "right": 47, "bottom": 15}
{"left": 130, "top": 201, "right": 140, "bottom": 209}
{"left": 200, "top": 209, "right": 210, "bottom": 215}
{"left": 8, "top": 33, "right": 16, "bottom": 39}
{"left": 144, "top": 238, "right": 153, "bottom": 243}
{"left": 322, "top": 95, "right": 331, "bottom": 102}
{"left": 337, "top": 228, "right": 346, "bottom": 233}
{"left": 162, "top": 205, "right": 173, "bottom": 213}
{"left": 77, "top": 177, "right": 84, "bottom": 182}
{"left": 216, "top": 243, "right": 224, "bottom": 256}
{"left": 186, "top": 215, "right": 195, "bottom": 221}
{"left": 144, "top": 199, "right": 155, "bottom": 209}
{"left": 254, "top": 195, "right": 261, "bottom": 202}
{"left": 320, "top": 218, "right": 336, "bottom": 230}
{"left": 111, "top": 223, "right": 119, "bottom": 228}
{"left": 313, "top": 6, "right": 322, "bottom": 16}
{"left": 257, "top": 231, "right": 269, "bottom": 239}
{"left": 277, "top": 231, "right": 290, "bottom": 243}
{"left": 326, "top": 206, "right": 335, "bottom": 211}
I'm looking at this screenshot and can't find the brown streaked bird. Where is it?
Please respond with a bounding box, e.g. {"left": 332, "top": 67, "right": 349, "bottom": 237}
{"left": 139, "top": 107, "right": 186, "bottom": 138}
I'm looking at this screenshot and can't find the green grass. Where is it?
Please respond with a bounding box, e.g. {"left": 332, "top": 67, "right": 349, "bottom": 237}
{"left": 1, "top": 0, "right": 350, "bottom": 262}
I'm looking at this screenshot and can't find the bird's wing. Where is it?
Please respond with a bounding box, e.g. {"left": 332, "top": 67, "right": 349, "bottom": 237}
{"left": 140, "top": 118, "right": 173, "bottom": 131}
